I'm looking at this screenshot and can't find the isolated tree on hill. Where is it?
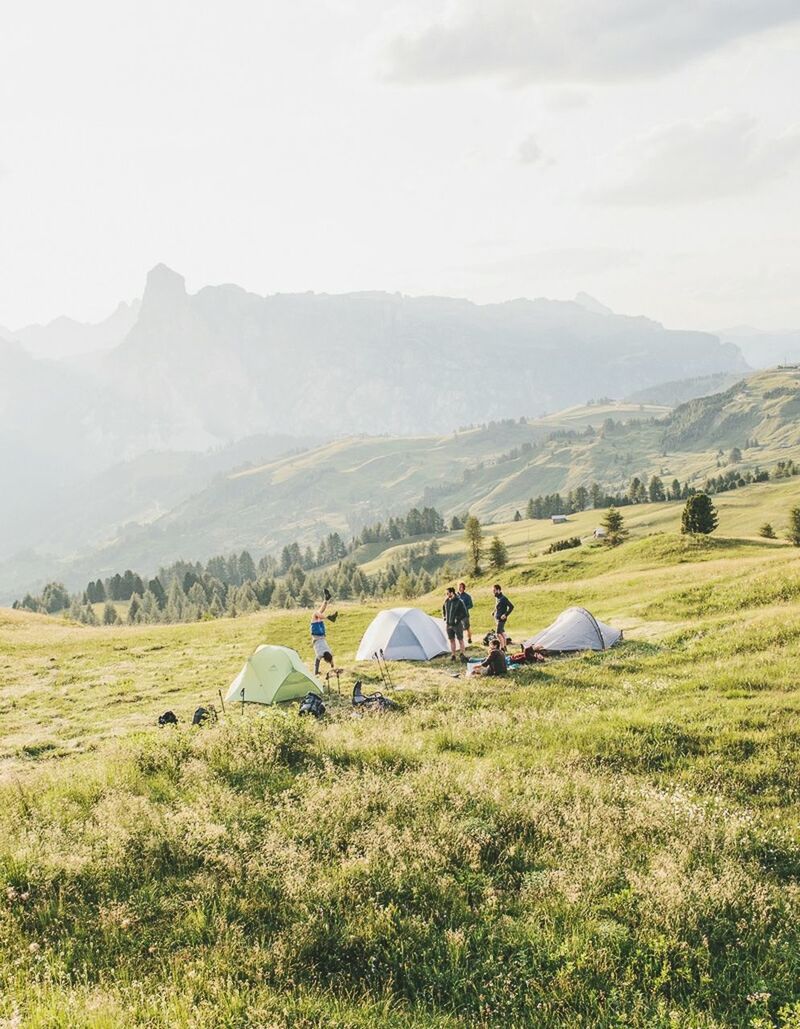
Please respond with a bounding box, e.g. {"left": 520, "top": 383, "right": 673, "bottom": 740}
{"left": 601, "top": 507, "right": 628, "bottom": 547}
{"left": 681, "top": 494, "right": 718, "bottom": 535}
{"left": 463, "top": 516, "right": 484, "bottom": 574}
{"left": 788, "top": 508, "right": 800, "bottom": 547}
{"left": 759, "top": 523, "right": 777, "bottom": 539}
{"left": 513, "top": 510, "right": 522, "bottom": 522}
{"left": 648, "top": 475, "right": 666, "bottom": 503}
{"left": 488, "top": 536, "right": 509, "bottom": 570}
{"left": 41, "top": 582, "right": 70, "bottom": 614}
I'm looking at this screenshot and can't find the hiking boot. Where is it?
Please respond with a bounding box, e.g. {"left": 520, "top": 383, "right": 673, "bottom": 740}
{"left": 450, "top": 654, "right": 456, "bottom": 662}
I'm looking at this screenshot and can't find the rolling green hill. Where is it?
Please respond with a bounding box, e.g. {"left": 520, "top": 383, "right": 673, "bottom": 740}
{"left": 7, "top": 368, "right": 800, "bottom": 602}
{"left": 4, "top": 478, "right": 800, "bottom": 1024}
{"left": 66, "top": 369, "right": 800, "bottom": 577}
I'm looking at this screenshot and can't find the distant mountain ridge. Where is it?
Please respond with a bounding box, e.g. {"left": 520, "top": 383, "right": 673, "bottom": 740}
{"left": 10, "top": 368, "right": 800, "bottom": 601}
{"left": 0, "top": 265, "right": 753, "bottom": 596}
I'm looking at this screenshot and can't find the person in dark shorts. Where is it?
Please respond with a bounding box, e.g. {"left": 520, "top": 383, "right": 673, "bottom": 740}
{"left": 457, "top": 581, "right": 474, "bottom": 644}
{"left": 492, "top": 583, "right": 514, "bottom": 650}
{"left": 442, "top": 586, "right": 468, "bottom": 662}
{"left": 475, "top": 638, "right": 507, "bottom": 677}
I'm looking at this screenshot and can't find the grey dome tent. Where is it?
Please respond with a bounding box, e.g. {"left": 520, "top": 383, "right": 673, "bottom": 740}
{"left": 524, "top": 606, "right": 621, "bottom": 654}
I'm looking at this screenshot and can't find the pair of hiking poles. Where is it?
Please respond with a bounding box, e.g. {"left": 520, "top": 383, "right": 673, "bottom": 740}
{"left": 372, "top": 648, "right": 395, "bottom": 691}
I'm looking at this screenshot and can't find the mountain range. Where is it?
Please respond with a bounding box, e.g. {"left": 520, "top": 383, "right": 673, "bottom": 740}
{"left": 6, "top": 366, "right": 800, "bottom": 602}
{"left": 0, "top": 264, "right": 776, "bottom": 598}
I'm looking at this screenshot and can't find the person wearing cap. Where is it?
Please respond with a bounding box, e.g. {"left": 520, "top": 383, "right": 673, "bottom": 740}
{"left": 457, "top": 581, "right": 474, "bottom": 644}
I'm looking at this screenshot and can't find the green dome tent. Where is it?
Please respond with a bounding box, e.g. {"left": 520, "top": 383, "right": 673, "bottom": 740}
{"left": 225, "top": 645, "right": 322, "bottom": 706}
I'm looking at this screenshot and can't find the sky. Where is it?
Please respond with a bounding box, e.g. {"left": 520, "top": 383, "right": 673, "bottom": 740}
{"left": 0, "top": 0, "right": 798, "bottom": 332}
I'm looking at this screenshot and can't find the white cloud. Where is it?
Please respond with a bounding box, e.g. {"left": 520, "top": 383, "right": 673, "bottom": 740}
{"left": 384, "top": 0, "right": 800, "bottom": 84}
{"left": 592, "top": 114, "right": 800, "bottom": 204}
{"left": 516, "top": 134, "right": 552, "bottom": 166}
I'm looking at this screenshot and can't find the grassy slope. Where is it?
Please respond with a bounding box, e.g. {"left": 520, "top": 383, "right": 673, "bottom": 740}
{"left": 4, "top": 482, "right": 800, "bottom": 1025}
{"left": 121, "top": 369, "right": 800, "bottom": 565}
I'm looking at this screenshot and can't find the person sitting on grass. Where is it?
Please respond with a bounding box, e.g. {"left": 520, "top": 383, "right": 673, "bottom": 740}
{"left": 475, "top": 638, "right": 507, "bottom": 677}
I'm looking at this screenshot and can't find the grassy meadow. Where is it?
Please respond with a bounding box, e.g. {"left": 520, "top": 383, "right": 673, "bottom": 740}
{"left": 4, "top": 480, "right": 800, "bottom": 1025}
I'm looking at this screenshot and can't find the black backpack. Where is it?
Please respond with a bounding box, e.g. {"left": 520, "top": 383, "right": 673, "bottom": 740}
{"left": 192, "top": 706, "right": 213, "bottom": 726}
{"left": 298, "top": 692, "right": 326, "bottom": 719}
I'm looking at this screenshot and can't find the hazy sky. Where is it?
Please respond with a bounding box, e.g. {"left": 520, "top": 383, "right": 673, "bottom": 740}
{"left": 1, "top": 0, "right": 798, "bottom": 331}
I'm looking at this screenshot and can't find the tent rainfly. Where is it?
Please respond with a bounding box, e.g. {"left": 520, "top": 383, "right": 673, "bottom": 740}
{"left": 356, "top": 607, "right": 449, "bottom": 661}
{"left": 524, "top": 606, "right": 621, "bottom": 654}
{"left": 225, "top": 645, "right": 322, "bottom": 706}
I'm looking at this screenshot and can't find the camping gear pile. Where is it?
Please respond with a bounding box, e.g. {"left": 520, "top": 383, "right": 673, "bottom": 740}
{"left": 352, "top": 680, "right": 398, "bottom": 713}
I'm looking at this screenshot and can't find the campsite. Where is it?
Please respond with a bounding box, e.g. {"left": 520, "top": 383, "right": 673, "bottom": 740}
{"left": 4, "top": 479, "right": 800, "bottom": 1027}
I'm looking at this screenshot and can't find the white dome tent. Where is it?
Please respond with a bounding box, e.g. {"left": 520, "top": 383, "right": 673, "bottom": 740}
{"left": 356, "top": 607, "right": 449, "bottom": 661}
{"left": 524, "top": 606, "right": 621, "bottom": 654}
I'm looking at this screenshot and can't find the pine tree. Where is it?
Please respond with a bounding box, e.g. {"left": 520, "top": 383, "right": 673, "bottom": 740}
{"left": 601, "top": 507, "right": 628, "bottom": 547}
{"left": 759, "top": 523, "right": 777, "bottom": 539}
{"left": 127, "top": 594, "right": 142, "bottom": 624}
{"left": 238, "top": 550, "right": 257, "bottom": 582}
{"left": 103, "top": 601, "right": 120, "bottom": 626}
{"left": 488, "top": 536, "right": 509, "bottom": 570}
{"left": 788, "top": 508, "right": 800, "bottom": 547}
{"left": 575, "top": 485, "right": 589, "bottom": 511}
{"left": 648, "top": 475, "right": 666, "bottom": 502}
{"left": 82, "top": 603, "right": 98, "bottom": 626}
{"left": 463, "top": 516, "right": 484, "bottom": 574}
{"left": 525, "top": 498, "right": 535, "bottom": 519}
{"left": 513, "top": 510, "right": 522, "bottom": 522}
{"left": 681, "top": 494, "right": 718, "bottom": 535}
{"left": 148, "top": 578, "right": 167, "bottom": 610}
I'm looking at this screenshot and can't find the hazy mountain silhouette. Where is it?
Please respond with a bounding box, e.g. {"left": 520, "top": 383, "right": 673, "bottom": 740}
{"left": 10, "top": 300, "right": 140, "bottom": 360}
{"left": 0, "top": 264, "right": 750, "bottom": 589}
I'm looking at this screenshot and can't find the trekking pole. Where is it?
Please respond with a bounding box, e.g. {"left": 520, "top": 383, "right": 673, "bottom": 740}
{"left": 373, "top": 652, "right": 389, "bottom": 690}
{"left": 379, "top": 649, "right": 395, "bottom": 690}
{"left": 240, "top": 688, "right": 245, "bottom": 716}
{"left": 218, "top": 689, "right": 226, "bottom": 714}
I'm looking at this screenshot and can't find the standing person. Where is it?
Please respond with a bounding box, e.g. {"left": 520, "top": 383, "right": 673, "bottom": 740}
{"left": 310, "top": 596, "right": 337, "bottom": 676}
{"left": 442, "top": 586, "right": 468, "bottom": 662}
{"left": 457, "top": 581, "right": 474, "bottom": 644}
{"left": 492, "top": 583, "right": 514, "bottom": 650}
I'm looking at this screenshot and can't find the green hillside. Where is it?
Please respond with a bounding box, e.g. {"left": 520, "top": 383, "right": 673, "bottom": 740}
{"left": 101, "top": 370, "right": 800, "bottom": 568}
{"left": 8, "top": 368, "right": 800, "bottom": 601}
{"left": 4, "top": 480, "right": 800, "bottom": 1024}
